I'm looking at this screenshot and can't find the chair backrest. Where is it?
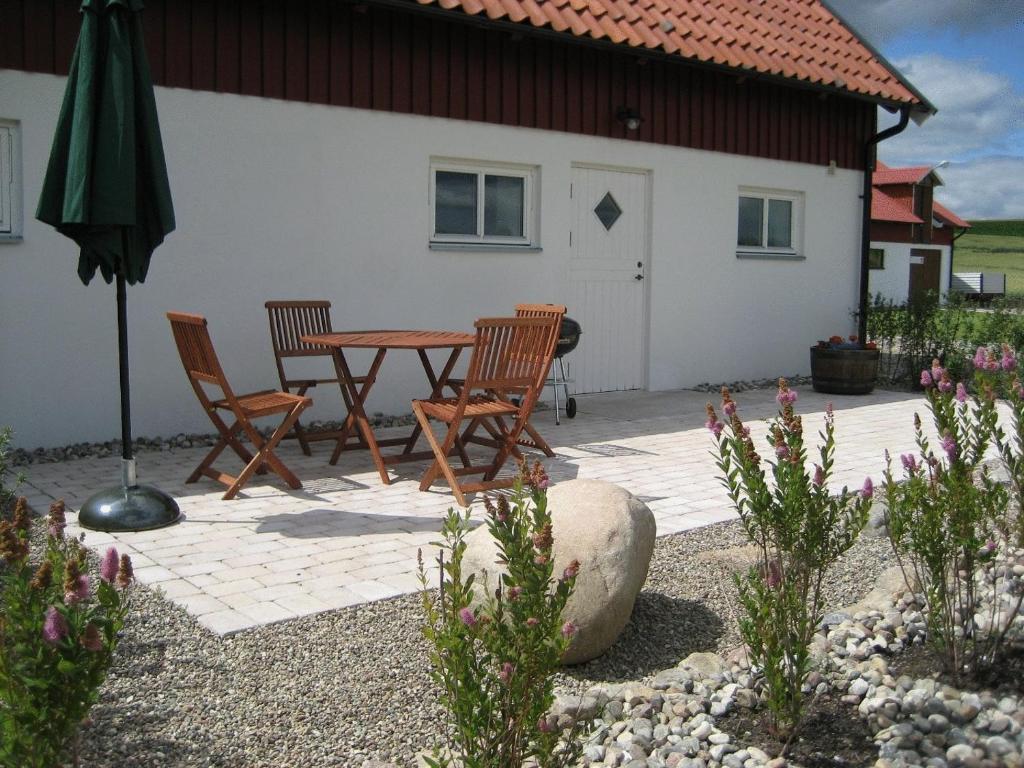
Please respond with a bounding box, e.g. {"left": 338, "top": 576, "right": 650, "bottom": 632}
{"left": 514, "top": 303, "right": 566, "bottom": 387}
{"left": 167, "top": 312, "right": 235, "bottom": 405}
{"left": 464, "top": 316, "right": 560, "bottom": 410}
{"left": 265, "top": 300, "right": 335, "bottom": 388}
{"left": 265, "top": 300, "right": 334, "bottom": 358}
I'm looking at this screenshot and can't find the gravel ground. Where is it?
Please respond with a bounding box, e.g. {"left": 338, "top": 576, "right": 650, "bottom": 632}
{"left": 61, "top": 517, "right": 893, "bottom": 768}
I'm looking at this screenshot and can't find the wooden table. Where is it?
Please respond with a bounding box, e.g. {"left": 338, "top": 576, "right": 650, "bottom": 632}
{"left": 301, "top": 330, "right": 476, "bottom": 484}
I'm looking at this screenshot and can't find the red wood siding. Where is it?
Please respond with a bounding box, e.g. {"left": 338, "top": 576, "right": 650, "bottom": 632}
{"left": 1, "top": 0, "right": 874, "bottom": 169}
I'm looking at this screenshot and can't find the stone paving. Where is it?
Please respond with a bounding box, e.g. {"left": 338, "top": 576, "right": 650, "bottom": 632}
{"left": 20, "top": 386, "right": 932, "bottom": 636}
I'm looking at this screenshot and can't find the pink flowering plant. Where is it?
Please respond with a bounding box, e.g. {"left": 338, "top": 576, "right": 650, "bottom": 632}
{"left": 882, "top": 348, "right": 1024, "bottom": 681}
{"left": 707, "top": 380, "right": 872, "bottom": 741}
{"left": 417, "top": 462, "right": 585, "bottom": 768}
{"left": 0, "top": 498, "right": 134, "bottom": 768}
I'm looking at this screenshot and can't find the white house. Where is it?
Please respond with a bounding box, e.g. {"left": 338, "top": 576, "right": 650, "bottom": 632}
{"left": 868, "top": 162, "right": 971, "bottom": 304}
{"left": 0, "top": 0, "right": 932, "bottom": 449}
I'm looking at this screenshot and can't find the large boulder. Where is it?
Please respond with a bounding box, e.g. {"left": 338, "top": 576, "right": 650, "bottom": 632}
{"left": 462, "top": 478, "right": 656, "bottom": 665}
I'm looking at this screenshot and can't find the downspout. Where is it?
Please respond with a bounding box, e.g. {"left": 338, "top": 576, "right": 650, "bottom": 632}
{"left": 857, "top": 105, "right": 912, "bottom": 344}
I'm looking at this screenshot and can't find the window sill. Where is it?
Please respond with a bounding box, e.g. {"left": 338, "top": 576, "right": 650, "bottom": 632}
{"left": 0, "top": 234, "right": 23, "bottom": 244}
{"left": 430, "top": 242, "right": 543, "bottom": 254}
{"left": 736, "top": 250, "right": 804, "bottom": 261}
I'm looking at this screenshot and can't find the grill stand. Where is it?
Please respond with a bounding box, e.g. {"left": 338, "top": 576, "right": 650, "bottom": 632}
{"left": 549, "top": 356, "right": 576, "bottom": 424}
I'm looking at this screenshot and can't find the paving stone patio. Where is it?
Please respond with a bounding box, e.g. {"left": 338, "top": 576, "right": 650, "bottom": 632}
{"left": 20, "top": 386, "right": 932, "bottom": 635}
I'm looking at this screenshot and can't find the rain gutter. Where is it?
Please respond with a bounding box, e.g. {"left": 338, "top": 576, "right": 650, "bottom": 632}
{"left": 857, "top": 105, "right": 912, "bottom": 344}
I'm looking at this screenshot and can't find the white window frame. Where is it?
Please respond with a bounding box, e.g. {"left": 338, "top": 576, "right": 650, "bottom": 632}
{"left": 429, "top": 159, "right": 538, "bottom": 248}
{"left": 735, "top": 187, "right": 803, "bottom": 259}
{"left": 0, "top": 119, "right": 23, "bottom": 242}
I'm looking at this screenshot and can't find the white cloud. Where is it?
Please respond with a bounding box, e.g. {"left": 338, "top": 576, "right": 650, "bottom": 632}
{"left": 878, "top": 54, "right": 1024, "bottom": 162}
{"left": 934, "top": 157, "right": 1024, "bottom": 220}
{"left": 827, "top": 0, "right": 1022, "bottom": 44}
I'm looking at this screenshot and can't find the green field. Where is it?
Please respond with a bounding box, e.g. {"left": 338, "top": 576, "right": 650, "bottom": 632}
{"left": 953, "top": 219, "right": 1024, "bottom": 296}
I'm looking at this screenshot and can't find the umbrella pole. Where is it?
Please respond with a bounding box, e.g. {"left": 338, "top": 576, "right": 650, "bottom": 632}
{"left": 78, "top": 277, "right": 180, "bottom": 531}
{"left": 117, "top": 274, "right": 137, "bottom": 487}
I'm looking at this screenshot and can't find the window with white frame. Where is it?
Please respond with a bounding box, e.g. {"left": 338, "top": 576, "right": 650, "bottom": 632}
{"left": 430, "top": 160, "right": 537, "bottom": 247}
{"left": 736, "top": 188, "right": 803, "bottom": 256}
{"left": 0, "top": 119, "right": 23, "bottom": 241}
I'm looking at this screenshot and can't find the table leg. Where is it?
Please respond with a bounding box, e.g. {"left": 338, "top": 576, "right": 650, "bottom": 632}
{"left": 403, "top": 348, "right": 464, "bottom": 455}
{"left": 330, "top": 348, "right": 390, "bottom": 484}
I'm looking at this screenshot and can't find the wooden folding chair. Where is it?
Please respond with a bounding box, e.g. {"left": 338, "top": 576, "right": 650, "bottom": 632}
{"left": 167, "top": 312, "right": 312, "bottom": 500}
{"left": 458, "top": 303, "right": 566, "bottom": 457}
{"left": 265, "top": 300, "right": 366, "bottom": 456}
{"left": 412, "top": 315, "right": 561, "bottom": 506}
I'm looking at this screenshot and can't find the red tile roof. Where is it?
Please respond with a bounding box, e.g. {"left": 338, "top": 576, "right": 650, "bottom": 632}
{"left": 934, "top": 201, "right": 970, "bottom": 228}
{"left": 872, "top": 187, "right": 923, "bottom": 224}
{"left": 874, "top": 162, "right": 934, "bottom": 185}
{"left": 418, "top": 0, "right": 925, "bottom": 107}
{"left": 871, "top": 162, "right": 970, "bottom": 228}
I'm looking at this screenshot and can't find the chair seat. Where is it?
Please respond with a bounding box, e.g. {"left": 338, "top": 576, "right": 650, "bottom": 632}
{"left": 213, "top": 390, "right": 310, "bottom": 418}
{"left": 416, "top": 395, "right": 519, "bottom": 422}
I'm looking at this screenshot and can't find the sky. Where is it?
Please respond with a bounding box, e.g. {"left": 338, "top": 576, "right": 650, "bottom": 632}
{"left": 828, "top": 0, "right": 1024, "bottom": 221}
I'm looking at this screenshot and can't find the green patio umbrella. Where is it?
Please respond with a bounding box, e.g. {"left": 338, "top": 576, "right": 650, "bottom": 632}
{"left": 37, "top": 0, "right": 179, "bottom": 531}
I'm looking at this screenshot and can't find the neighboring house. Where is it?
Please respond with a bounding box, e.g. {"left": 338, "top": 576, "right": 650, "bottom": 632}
{"left": 1, "top": 0, "right": 932, "bottom": 449}
{"left": 868, "top": 161, "right": 971, "bottom": 303}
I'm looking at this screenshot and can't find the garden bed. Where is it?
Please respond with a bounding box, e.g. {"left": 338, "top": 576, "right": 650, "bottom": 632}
{"left": 51, "top": 516, "right": 907, "bottom": 767}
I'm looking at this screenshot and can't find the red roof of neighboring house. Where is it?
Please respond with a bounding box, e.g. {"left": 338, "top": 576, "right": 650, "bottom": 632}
{"left": 874, "top": 161, "right": 934, "bottom": 185}
{"left": 934, "top": 201, "right": 970, "bottom": 228}
{"left": 872, "top": 187, "right": 924, "bottom": 224}
{"left": 871, "top": 162, "right": 971, "bottom": 228}
{"left": 419, "top": 0, "right": 925, "bottom": 107}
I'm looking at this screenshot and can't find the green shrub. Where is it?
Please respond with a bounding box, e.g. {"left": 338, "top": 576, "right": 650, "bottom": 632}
{"left": 0, "top": 499, "right": 135, "bottom": 768}
{"left": 418, "top": 464, "right": 584, "bottom": 768}
{"left": 865, "top": 292, "right": 968, "bottom": 386}
{"left": 882, "top": 353, "right": 1023, "bottom": 681}
{"left": 707, "top": 381, "right": 871, "bottom": 741}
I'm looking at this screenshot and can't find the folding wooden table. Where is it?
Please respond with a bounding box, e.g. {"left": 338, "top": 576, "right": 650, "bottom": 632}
{"left": 300, "top": 330, "right": 476, "bottom": 484}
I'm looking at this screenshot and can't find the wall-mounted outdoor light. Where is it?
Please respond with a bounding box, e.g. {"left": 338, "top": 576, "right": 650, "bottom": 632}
{"left": 615, "top": 107, "right": 643, "bottom": 131}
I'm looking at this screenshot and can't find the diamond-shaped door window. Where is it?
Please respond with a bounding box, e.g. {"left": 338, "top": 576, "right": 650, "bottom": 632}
{"left": 594, "top": 192, "right": 622, "bottom": 231}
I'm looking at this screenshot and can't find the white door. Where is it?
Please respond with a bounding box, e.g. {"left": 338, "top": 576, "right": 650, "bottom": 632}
{"left": 568, "top": 165, "right": 649, "bottom": 393}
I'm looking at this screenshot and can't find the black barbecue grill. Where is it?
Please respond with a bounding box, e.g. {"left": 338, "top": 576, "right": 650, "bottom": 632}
{"left": 551, "top": 316, "right": 581, "bottom": 422}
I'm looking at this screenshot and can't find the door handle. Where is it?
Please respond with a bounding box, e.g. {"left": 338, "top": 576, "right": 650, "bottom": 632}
{"left": 635, "top": 274, "right": 644, "bottom": 281}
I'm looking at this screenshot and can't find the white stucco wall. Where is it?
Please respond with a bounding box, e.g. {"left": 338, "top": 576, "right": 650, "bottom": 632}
{"left": 867, "top": 240, "right": 951, "bottom": 304}
{"left": 0, "top": 69, "right": 864, "bottom": 449}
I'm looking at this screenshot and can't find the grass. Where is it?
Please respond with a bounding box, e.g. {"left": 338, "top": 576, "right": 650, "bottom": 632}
{"left": 954, "top": 219, "right": 1024, "bottom": 297}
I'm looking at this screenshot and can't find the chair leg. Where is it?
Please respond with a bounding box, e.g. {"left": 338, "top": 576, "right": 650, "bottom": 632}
{"left": 413, "top": 402, "right": 469, "bottom": 507}
{"left": 188, "top": 419, "right": 251, "bottom": 483}
{"left": 482, "top": 415, "right": 520, "bottom": 482}
{"left": 229, "top": 404, "right": 308, "bottom": 499}
{"left": 521, "top": 419, "right": 555, "bottom": 457}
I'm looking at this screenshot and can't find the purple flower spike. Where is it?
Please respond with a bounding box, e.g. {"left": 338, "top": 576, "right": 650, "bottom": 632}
{"left": 941, "top": 433, "right": 958, "bottom": 463}
{"left": 65, "top": 574, "right": 90, "bottom": 605}
{"left": 1003, "top": 349, "right": 1017, "bottom": 372}
{"left": 42, "top": 607, "right": 69, "bottom": 647}
{"left": 458, "top": 607, "right": 477, "bottom": 628}
{"left": 561, "top": 620, "right": 578, "bottom": 638}
{"left": 955, "top": 383, "right": 968, "bottom": 403}
{"left": 860, "top": 477, "right": 874, "bottom": 500}
{"left": 813, "top": 464, "right": 825, "bottom": 487}
{"left": 937, "top": 377, "right": 953, "bottom": 393}
{"left": 775, "top": 444, "right": 789, "bottom": 459}
{"left": 100, "top": 547, "right": 119, "bottom": 583}
{"left": 498, "top": 662, "right": 514, "bottom": 683}
{"left": 901, "top": 453, "right": 919, "bottom": 473}
{"left": 723, "top": 401, "right": 736, "bottom": 417}
{"left": 920, "top": 370, "right": 933, "bottom": 388}
{"left": 974, "top": 346, "right": 988, "bottom": 369}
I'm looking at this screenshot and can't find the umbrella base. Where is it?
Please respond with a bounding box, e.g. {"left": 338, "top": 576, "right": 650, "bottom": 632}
{"left": 79, "top": 484, "right": 180, "bottom": 532}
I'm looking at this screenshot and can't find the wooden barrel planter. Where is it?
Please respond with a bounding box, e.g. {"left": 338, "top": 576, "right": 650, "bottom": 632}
{"left": 809, "top": 346, "right": 880, "bottom": 395}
